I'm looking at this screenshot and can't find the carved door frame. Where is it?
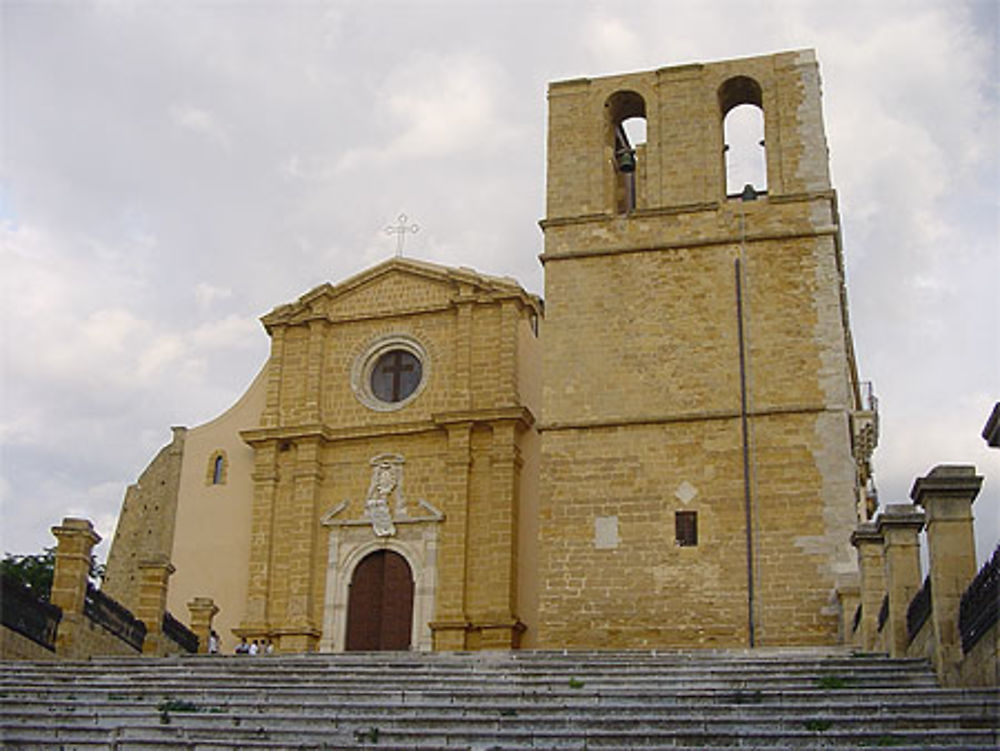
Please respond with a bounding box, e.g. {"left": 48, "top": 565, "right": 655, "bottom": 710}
{"left": 320, "top": 514, "right": 441, "bottom": 652}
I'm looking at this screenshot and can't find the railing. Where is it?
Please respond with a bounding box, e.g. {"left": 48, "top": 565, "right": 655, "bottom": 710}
{"left": 959, "top": 544, "right": 999, "bottom": 654}
{"left": 852, "top": 603, "right": 862, "bottom": 634}
{"left": 83, "top": 584, "right": 146, "bottom": 651}
{"left": 162, "top": 610, "right": 199, "bottom": 653}
{"left": 860, "top": 381, "right": 878, "bottom": 412}
{"left": 0, "top": 574, "right": 61, "bottom": 651}
{"left": 907, "top": 576, "right": 932, "bottom": 643}
{"left": 877, "top": 594, "right": 889, "bottom": 633}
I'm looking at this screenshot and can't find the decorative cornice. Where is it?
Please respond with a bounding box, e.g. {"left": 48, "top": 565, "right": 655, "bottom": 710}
{"left": 433, "top": 405, "right": 535, "bottom": 430}
{"left": 260, "top": 257, "right": 542, "bottom": 333}
{"left": 539, "top": 224, "right": 839, "bottom": 265}
{"left": 539, "top": 403, "right": 841, "bottom": 433}
{"left": 241, "top": 406, "right": 537, "bottom": 447}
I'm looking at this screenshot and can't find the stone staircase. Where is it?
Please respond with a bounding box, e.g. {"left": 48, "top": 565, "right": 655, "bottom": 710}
{"left": 1, "top": 648, "right": 997, "bottom": 749}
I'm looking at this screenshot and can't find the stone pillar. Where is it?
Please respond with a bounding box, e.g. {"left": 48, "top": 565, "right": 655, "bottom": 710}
{"left": 431, "top": 422, "right": 473, "bottom": 650}
{"left": 278, "top": 437, "right": 323, "bottom": 654}
{"left": 850, "top": 523, "right": 885, "bottom": 652}
{"left": 910, "top": 465, "right": 983, "bottom": 686}
{"left": 877, "top": 504, "right": 926, "bottom": 658}
{"left": 50, "top": 518, "right": 101, "bottom": 657}
{"left": 187, "top": 597, "right": 220, "bottom": 654}
{"left": 472, "top": 420, "right": 524, "bottom": 649}
{"left": 136, "top": 556, "right": 175, "bottom": 655}
{"left": 238, "top": 439, "right": 278, "bottom": 641}
{"left": 837, "top": 584, "right": 861, "bottom": 647}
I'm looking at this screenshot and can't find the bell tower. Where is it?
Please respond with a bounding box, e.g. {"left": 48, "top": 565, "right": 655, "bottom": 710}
{"left": 536, "top": 50, "right": 867, "bottom": 648}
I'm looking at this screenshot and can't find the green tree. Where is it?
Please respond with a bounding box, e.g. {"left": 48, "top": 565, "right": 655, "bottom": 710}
{"left": 1, "top": 547, "right": 106, "bottom": 602}
{"left": 1, "top": 547, "right": 56, "bottom": 601}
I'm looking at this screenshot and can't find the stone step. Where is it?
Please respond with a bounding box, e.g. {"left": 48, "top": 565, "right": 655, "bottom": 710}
{"left": 3, "top": 704, "right": 996, "bottom": 732}
{"left": 3, "top": 688, "right": 997, "bottom": 713}
{"left": 2, "top": 650, "right": 995, "bottom": 750}
{"left": 1, "top": 721, "right": 997, "bottom": 750}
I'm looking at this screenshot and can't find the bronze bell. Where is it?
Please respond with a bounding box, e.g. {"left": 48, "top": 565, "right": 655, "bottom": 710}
{"left": 616, "top": 148, "right": 636, "bottom": 173}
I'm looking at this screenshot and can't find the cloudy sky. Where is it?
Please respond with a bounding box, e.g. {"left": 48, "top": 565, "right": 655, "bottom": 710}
{"left": 2, "top": 0, "right": 998, "bottom": 570}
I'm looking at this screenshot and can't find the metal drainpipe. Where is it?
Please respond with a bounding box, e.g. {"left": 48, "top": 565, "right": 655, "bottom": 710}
{"left": 736, "top": 195, "right": 757, "bottom": 648}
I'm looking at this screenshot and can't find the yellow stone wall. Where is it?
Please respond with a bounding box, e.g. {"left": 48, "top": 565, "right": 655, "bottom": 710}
{"left": 102, "top": 427, "right": 186, "bottom": 613}
{"left": 537, "top": 49, "right": 861, "bottom": 648}
{"left": 236, "top": 260, "right": 542, "bottom": 651}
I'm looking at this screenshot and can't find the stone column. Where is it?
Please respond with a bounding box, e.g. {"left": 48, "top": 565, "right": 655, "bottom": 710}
{"left": 50, "top": 518, "right": 101, "bottom": 658}
{"left": 850, "top": 523, "right": 885, "bottom": 652}
{"left": 187, "top": 597, "right": 220, "bottom": 654}
{"left": 136, "top": 556, "right": 175, "bottom": 655}
{"left": 877, "top": 504, "right": 926, "bottom": 658}
{"left": 910, "top": 465, "right": 983, "bottom": 686}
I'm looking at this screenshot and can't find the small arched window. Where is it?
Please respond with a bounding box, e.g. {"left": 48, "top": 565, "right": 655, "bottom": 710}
{"left": 207, "top": 451, "right": 227, "bottom": 486}
{"left": 719, "top": 76, "right": 766, "bottom": 197}
{"left": 605, "top": 90, "right": 647, "bottom": 214}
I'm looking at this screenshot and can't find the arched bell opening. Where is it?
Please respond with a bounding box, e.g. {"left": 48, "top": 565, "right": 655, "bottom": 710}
{"left": 719, "top": 76, "right": 767, "bottom": 198}
{"left": 605, "top": 90, "right": 647, "bottom": 214}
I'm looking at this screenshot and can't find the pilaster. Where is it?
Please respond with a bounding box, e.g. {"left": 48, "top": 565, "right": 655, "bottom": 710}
{"left": 431, "top": 422, "right": 472, "bottom": 650}
{"left": 282, "top": 436, "right": 324, "bottom": 652}
{"left": 240, "top": 440, "right": 278, "bottom": 635}
{"left": 910, "top": 465, "right": 983, "bottom": 685}
{"left": 469, "top": 421, "right": 523, "bottom": 648}
{"left": 303, "top": 319, "right": 326, "bottom": 424}
{"left": 261, "top": 326, "right": 285, "bottom": 427}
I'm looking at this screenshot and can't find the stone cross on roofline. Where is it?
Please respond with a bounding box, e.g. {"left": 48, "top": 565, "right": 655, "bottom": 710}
{"left": 385, "top": 214, "right": 419, "bottom": 258}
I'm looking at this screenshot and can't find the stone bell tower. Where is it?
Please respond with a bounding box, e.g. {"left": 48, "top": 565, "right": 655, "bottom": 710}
{"left": 536, "top": 50, "right": 868, "bottom": 648}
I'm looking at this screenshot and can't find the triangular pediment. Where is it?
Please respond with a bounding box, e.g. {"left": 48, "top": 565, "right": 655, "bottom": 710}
{"left": 261, "top": 257, "right": 539, "bottom": 331}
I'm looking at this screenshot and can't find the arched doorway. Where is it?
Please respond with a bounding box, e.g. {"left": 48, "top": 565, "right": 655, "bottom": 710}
{"left": 345, "top": 549, "right": 414, "bottom": 650}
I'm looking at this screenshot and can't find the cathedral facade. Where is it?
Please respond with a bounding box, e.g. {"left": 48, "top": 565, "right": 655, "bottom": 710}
{"left": 103, "top": 49, "right": 874, "bottom": 653}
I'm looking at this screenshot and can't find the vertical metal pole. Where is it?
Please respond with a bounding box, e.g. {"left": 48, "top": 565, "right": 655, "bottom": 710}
{"left": 735, "top": 255, "right": 756, "bottom": 648}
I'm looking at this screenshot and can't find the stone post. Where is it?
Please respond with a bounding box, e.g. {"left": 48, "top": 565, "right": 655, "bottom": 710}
{"left": 850, "top": 523, "right": 885, "bottom": 652}
{"left": 877, "top": 504, "right": 926, "bottom": 658}
{"left": 910, "top": 465, "right": 983, "bottom": 686}
{"left": 837, "top": 584, "right": 861, "bottom": 647}
{"left": 136, "top": 556, "right": 175, "bottom": 655}
{"left": 50, "top": 518, "right": 101, "bottom": 658}
{"left": 187, "top": 597, "right": 220, "bottom": 654}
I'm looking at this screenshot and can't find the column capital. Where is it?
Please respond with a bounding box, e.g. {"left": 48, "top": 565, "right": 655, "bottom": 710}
{"left": 909, "top": 465, "right": 983, "bottom": 512}
{"left": 187, "top": 596, "right": 219, "bottom": 617}
{"left": 138, "top": 556, "right": 176, "bottom": 576}
{"left": 850, "top": 521, "right": 883, "bottom": 548}
{"left": 51, "top": 517, "right": 101, "bottom": 548}
{"left": 877, "top": 504, "right": 925, "bottom": 537}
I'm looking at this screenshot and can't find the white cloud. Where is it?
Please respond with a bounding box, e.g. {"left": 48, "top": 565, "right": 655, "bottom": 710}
{"left": 168, "top": 103, "right": 232, "bottom": 150}
{"left": 582, "top": 13, "right": 646, "bottom": 70}
{"left": 195, "top": 282, "right": 233, "bottom": 309}
{"left": 337, "top": 52, "right": 521, "bottom": 170}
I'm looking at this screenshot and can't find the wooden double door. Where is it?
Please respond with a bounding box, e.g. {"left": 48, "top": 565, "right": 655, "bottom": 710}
{"left": 345, "top": 550, "right": 414, "bottom": 651}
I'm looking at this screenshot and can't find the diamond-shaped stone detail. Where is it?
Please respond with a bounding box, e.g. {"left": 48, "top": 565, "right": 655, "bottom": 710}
{"left": 675, "top": 481, "right": 698, "bottom": 505}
